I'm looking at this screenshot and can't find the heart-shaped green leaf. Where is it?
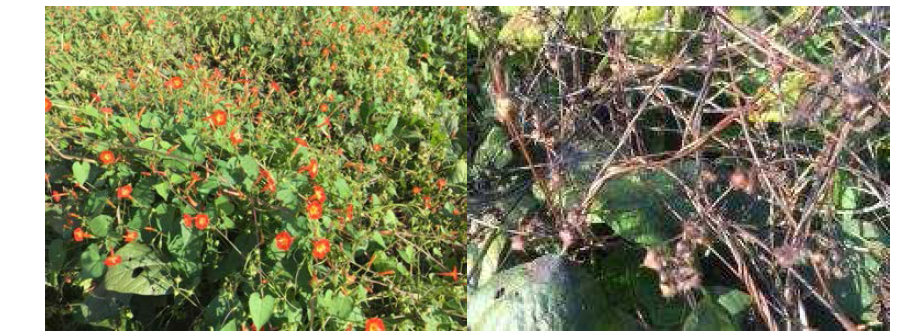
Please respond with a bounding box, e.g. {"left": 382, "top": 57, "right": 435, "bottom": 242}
{"left": 88, "top": 215, "right": 113, "bottom": 238}
{"left": 73, "top": 161, "right": 91, "bottom": 185}
{"left": 249, "top": 293, "right": 276, "bottom": 329}
{"left": 104, "top": 243, "right": 172, "bottom": 295}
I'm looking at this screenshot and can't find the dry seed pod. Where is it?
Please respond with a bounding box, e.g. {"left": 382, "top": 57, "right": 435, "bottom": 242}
{"left": 675, "top": 239, "right": 694, "bottom": 262}
{"left": 774, "top": 244, "right": 804, "bottom": 268}
{"left": 700, "top": 168, "right": 718, "bottom": 185}
{"left": 676, "top": 267, "right": 701, "bottom": 292}
{"left": 642, "top": 248, "right": 665, "bottom": 271}
{"left": 660, "top": 281, "right": 678, "bottom": 298}
{"left": 730, "top": 168, "right": 757, "bottom": 194}
{"left": 511, "top": 233, "right": 527, "bottom": 252}
{"left": 681, "top": 220, "right": 707, "bottom": 246}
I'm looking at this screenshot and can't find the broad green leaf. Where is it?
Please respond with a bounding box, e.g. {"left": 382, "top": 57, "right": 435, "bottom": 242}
{"left": 73, "top": 161, "right": 91, "bottom": 185}
{"left": 104, "top": 243, "right": 172, "bottom": 295}
{"left": 48, "top": 239, "right": 65, "bottom": 272}
{"left": 451, "top": 159, "right": 467, "bottom": 184}
{"left": 384, "top": 114, "right": 399, "bottom": 138}
{"left": 683, "top": 297, "right": 736, "bottom": 331}
{"left": 240, "top": 155, "right": 260, "bottom": 179}
{"left": 215, "top": 195, "right": 234, "bottom": 215}
{"left": 372, "top": 231, "right": 387, "bottom": 248}
{"left": 474, "top": 127, "right": 512, "bottom": 169}
{"left": 81, "top": 285, "right": 131, "bottom": 323}
{"left": 714, "top": 287, "right": 751, "bottom": 321}
{"left": 80, "top": 247, "right": 105, "bottom": 279}
{"left": 384, "top": 210, "right": 399, "bottom": 225}
{"left": 88, "top": 215, "right": 113, "bottom": 237}
{"left": 204, "top": 292, "right": 241, "bottom": 330}
{"left": 154, "top": 182, "right": 170, "bottom": 200}
{"left": 334, "top": 178, "right": 351, "bottom": 199}
{"left": 248, "top": 293, "right": 276, "bottom": 329}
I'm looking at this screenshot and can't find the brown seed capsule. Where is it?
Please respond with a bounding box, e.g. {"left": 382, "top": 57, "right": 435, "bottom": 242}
{"left": 774, "top": 244, "right": 804, "bottom": 268}
{"left": 511, "top": 234, "right": 527, "bottom": 252}
{"left": 675, "top": 239, "right": 694, "bottom": 262}
{"left": 700, "top": 169, "right": 718, "bottom": 185}
{"left": 676, "top": 267, "right": 701, "bottom": 292}
{"left": 494, "top": 95, "right": 517, "bottom": 124}
{"left": 730, "top": 168, "right": 757, "bottom": 194}
{"left": 660, "top": 282, "right": 678, "bottom": 298}
{"left": 642, "top": 248, "right": 665, "bottom": 271}
{"left": 843, "top": 90, "right": 864, "bottom": 110}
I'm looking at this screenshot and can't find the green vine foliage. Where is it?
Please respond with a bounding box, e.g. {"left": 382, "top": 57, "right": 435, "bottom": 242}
{"left": 45, "top": 6, "right": 466, "bottom": 330}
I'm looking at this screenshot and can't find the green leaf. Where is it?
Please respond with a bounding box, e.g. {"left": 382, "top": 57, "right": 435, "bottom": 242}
{"left": 451, "top": 159, "right": 467, "bottom": 184}
{"left": 683, "top": 297, "right": 736, "bottom": 331}
{"left": 48, "top": 239, "right": 65, "bottom": 272}
{"left": 276, "top": 187, "right": 298, "bottom": 207}
{"left": 154, "top": 182, "right": 170, "bottom": 200}
{"left": 215, "top": 195, "right": 234, "bottom": 215}
{"left": 240, "top": 155, "right": 260, "bottom": 179}
{"left": 334, "top": 178, "right": 351, "bottom": 199}
{"left": 474, "top": 127, "right": 512, "bottom": 169}
{"left": 80, "top": 247, "right": 105, "bottom": 279}
{"left": 318, "top": 290, "right": 363, "bottom": 322}
{"left": 205, "top": 292, "right": 241, "bottom": 330}
{"left": 384, "top": 114, "right": 399, "bottom": 138}
{"left": 104, "top": 243, "right": 173, "bottom": 295}
{"left": 384, "top": 210, "right": 399, "bottom": 226}
{"left": 372, "top": 231, "right": 387, "bottom": 248}
{"left": 73, "top": 161, "right": 91, "bottom": 185}
{"left": 88, "top": 215, "right": 113, "bottom": 237}
{"left": 714, "top": 287, "right": 751, "bottom": 321}
{"left": 248, "top": 293, "right": 276, "bottom": 330}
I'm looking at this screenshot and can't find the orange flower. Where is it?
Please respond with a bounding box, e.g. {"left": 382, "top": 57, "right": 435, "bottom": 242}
{"left": 330, "top": 63, "right": 337, "bottom": 72}
{"left": 262, "top": 181, "right": 277, "bottom": 193}
{"left": 291, "top": 137, "right": 309, "bottom": 157}
{"left": 294, "top": 137, "right": 309, "bottom": 147}
{"left": 45, "top": 97, "right": 52, "bottom": 112}
{"left": 205, "top": 110, "right": 228, "bottom": 127}
{"left": 453, "top": 208, "right": 461, "bottom": 216}
{"left": 436, "top": 266, "right": 460, "bottom": 282}
{"left": 437, "top": 178, "right": 446, "bottom": 190}
{"left": 270, "top": 81, "right": 280, "bottom": 92}
{"left": 306, "top": 200, "right": 323, "bottom": 220}
{"left": 101, "top": 107, "right": 113, "bottom": 115}
{"left": 312, "top": 185, "right": 326, "bottom": 203}
{"left": 123, "top": 230, "right": 138, "bottom": 243}
{"left": 319, "top": 103, "right": 329, "bottom": 113}
{"left": 372, "top": 6, "right": 380, "bottom": 13}
{"left": 183, "top": 213, "right": 193, "bottom": 228}
{"left": 104, "top": 250, "right": 122, "bottom": 267}
{"left": 275, "top": 230, "right": 294, "bottom": 251}
{"left": 230, "top": 128, "right": 243, "bottom": 146}
{"left": 116, "top": 184, "right": 133, "bottom": 200}
{"left": 412, "top": 186, "right": 421, "bottom": 195}
{"left": 99, "top": 151, "right": 116, "bottom": 165}
{"left": 194, "top": 213, "right": 209, "bottom": 230}
{"left": 423, "top": 195, "right": 431, "bottom": 209}
{"left": 306, "top": 159, "right": 319, "bottom": 179}
{"left": 365, "top": 318, "right": 385, "bottom": 331}
{"left": 345, "top": 204, "right": 354, "bottom": 221}
{"left": 166, "top": 76, "right": 183, "bottom": 89}
{"left": 73, "top": 227, "right": 91, "bottom": 242}
{"left": 372, "top": 144, "right": 382, "bottom": 152}
{"left": 51, "top": 190, "right": 67, "bottom": 203}
{"left": 312, "top": 238, "right": 330, "bottom": 259}
{"left": 322, "top": 47, "right": 330, "bottom": 57}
